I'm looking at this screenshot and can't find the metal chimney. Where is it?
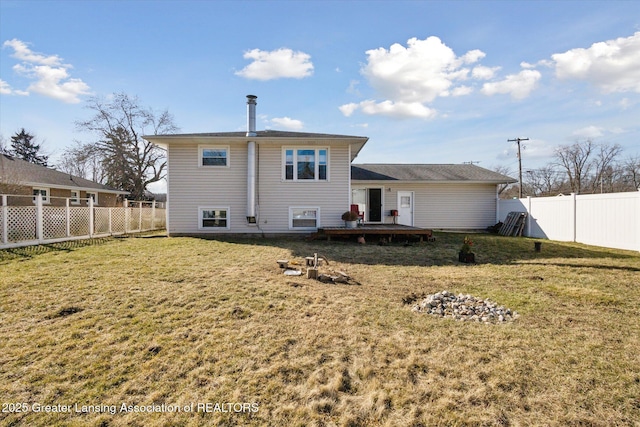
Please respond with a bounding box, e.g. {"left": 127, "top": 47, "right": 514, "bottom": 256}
{"left": 246, "top": 95, "right": 257, "bottom": 223}
{"left": 246, "top": 95, "right": 257, "bottom": 137}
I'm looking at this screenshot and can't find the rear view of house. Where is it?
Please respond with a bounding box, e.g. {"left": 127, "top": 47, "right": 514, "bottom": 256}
{"left": 144, "top": 95, "right": 515, "bottom": 237}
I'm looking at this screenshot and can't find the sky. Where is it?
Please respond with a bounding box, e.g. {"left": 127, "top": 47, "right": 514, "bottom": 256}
{"left": 1, "top": 0, "right": 639, "bottom": 193}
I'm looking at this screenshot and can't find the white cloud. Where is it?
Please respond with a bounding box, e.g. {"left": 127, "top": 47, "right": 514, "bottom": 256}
{"left": 0, "top": 78, "right": 28, "bottom": 96}
{"left": 2, "top": 39, "right": 90, "bottom": 103}
{"left": 551, "top": 31, "right": 640, "bottom": 93}
{"left": 3, "top": 39, "right": 62, "bottom": 66}
{"left": 572, "top": 125, "right": 626, "bottom": 139}
{"left": 342, "top": 36, "right": 488, "bottom": 118}
{"left": 341, "top": 99, "right": 437, "bottom": 119}
{"left": 362, "top": 36, "right": 483, "bottom": 104}
{"left": 472, "top": 65, "right": 500, "bottom": 80}
{"left": 619, "top": 98, "right": 635, "bottom": 110}
{"left": 572, "top": 125, "right": 604, "bottom": 139}
{"left": 481, "top": 69, "right": 541, "bottom": 100}
{"left": 452, "top": 86, "right": 473, "bottom": 96}
{"left": 339, "top": 103, "right": 359, "bottom": 117}
{"left": 235, "top": 48, "right": 313, "bottom": 80}
{"left": 270, "top": 116, "right": 303, "bottom": 130}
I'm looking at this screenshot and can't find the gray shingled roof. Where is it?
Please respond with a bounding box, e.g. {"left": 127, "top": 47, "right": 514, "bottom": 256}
{"left": 145, "top": 129, "right": 368, "bottom": 139}
{"left": 351, "top": 164, "right": 516, "bottom": 183}
{"left": 0, "top": 154, "right": 128, "bottom": 194}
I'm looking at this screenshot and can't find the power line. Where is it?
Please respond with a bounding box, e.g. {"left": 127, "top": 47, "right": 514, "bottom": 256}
{"left": 508, "top": 137, "right": 529, "bottom": 198}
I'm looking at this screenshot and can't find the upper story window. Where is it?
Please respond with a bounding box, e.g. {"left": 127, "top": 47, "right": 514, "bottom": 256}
{"left": 284, "top": 148, "right": 328, "bottom": 181}
{"left": 200, "top": 146, "right": 229, "bottom": 167}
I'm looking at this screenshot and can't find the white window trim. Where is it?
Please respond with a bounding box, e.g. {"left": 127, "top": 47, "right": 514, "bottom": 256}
{"left": 70, "top": 190, "right": 80, "bottom": 205}
{"left": 198, "top": 206, "right": 231, "bottom": 230}
{"left": 32, "top": 187, "right": 50, "bottom": 204}
{"left": 199, "top": 145, "right": 230, "bottom": 168}
{"left": 282, "top": 147, "right": 329, "bottom": 182}
{"left": 86, "top": 192, "right": 98, "bottom": 205}
{"left": 289, "top": 206, "right": 321, "bottom": 230}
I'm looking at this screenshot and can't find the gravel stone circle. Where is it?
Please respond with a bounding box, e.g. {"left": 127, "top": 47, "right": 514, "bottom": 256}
{"left": 412, "top": 290, "right": 518, "bottom": 323}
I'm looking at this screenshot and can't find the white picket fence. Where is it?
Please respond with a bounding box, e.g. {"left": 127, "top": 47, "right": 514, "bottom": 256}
{"left": 1, "top": 194, "right": 166, "bottom": 249}
{"left": 498, "top": 191, "right": 640, "bottom": 252}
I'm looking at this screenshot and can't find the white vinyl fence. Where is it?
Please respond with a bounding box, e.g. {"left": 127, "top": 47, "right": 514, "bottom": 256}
{"left": 498, "top": 191, "right": 640, "bottom": 252}
{"left": 1, "top": 194, "right": 166, "bottom": 249}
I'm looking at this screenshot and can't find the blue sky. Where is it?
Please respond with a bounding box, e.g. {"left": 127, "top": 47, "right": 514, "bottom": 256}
{"left": 1, "top": 0, "right": 639, "bottom": 192}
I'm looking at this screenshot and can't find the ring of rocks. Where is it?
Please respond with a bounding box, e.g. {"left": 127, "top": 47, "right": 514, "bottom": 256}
{"left": 408, "top": 290, "right": 518, "bottom": 323}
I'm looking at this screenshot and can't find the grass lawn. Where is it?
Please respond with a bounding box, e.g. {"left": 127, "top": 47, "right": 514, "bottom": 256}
{"left": 1, "top": 233, "right": 639, "bottom": 426}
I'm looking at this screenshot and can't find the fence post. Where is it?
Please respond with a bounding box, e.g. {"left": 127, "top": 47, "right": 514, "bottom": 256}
{"left": 66, "top": 198, "right": 71, "bottom": 237}
{"left": 36, "top": 193, "right": 44, "bottom": 243}
{"left": 124, "top": 199, "right": 129, "bottom": 233}
{"left": 89, "top": 197, "right": 94, "bottom": 237}
{"left": 2, "top": 195, "right": 7, "bottom": 245}
{"left": 571, "top": 193, "right": 577, "bottom": 243}
{"left": 138, "top": 201, "right": 143, "bottom": 231}
{"left": 636, "top": 191, "right": 640, "bottom": 252}
{"left": 526, "top": 196, "right": 532, "bottom": 237}
{"left": 151, "top": 200, "right": 156, "bottom": 230}
{"left": 108, "top": 207, "right": 113, "bottom": 235}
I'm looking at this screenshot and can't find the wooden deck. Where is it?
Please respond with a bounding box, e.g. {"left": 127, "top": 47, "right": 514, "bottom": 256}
{"left": 312, "top": 224, "right": 434, "bottom": 242}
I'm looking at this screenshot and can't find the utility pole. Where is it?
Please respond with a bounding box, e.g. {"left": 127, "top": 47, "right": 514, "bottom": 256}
{"left": 508, "top": 137, "right": 529, "bottom": 198}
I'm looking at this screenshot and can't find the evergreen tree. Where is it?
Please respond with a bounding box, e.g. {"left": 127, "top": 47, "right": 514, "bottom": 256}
{"left": 10, "top": 128, "right": 48, "bottom": 166}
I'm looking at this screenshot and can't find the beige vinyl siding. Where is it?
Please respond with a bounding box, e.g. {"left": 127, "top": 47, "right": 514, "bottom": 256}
{"left": 166, "top": 140, "right": 352, "bottom": 234}
{"left": 353, "top": 182, "right": 498, "bottom": 229}
{"left": 256, "top": 143, "right": 350, "bottom": 232}
{"left": 167, "top": 142, "right": 252, "bottom": 234}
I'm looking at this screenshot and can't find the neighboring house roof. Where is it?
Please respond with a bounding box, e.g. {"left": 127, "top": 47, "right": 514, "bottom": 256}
{"left": 0, "top": 154, "right": 128, "bottom": 194}
{"left": 352, "top": 164, "right": 517, "bottom": 184}
{"left": 144, "top": 129, "right": 369, "bottom": 161}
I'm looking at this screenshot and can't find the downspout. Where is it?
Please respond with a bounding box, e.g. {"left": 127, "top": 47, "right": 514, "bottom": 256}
{"left": 246, "top": 95, "right": 257, "bottom": 224}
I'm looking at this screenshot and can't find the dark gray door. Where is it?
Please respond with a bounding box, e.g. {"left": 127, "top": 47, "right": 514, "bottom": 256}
{"left": 368, "top": 188, "right": 382, "bottom": 222}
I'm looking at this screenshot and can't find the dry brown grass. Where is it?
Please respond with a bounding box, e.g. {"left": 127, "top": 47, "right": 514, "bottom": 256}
{"left": 1, "top": 233, "right": 639, "bottom": 426}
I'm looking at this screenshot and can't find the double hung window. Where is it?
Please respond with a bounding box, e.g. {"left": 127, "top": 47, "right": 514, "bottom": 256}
{"left": 289, "top": 207, "right": 320, "bottom": 229}
{"left": 284, "top": 148, "right": 328, "bottom": 181}
{"left": 199, "top": 207, "right": 229, "bottom": 229}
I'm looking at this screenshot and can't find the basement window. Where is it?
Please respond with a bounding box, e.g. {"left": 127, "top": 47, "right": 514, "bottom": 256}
{"left": 289, "top": 207, "right": 320, "bottom": 230}
{"left": 199, "top": 146, "right": 229, "bottom": 167}
{"left": 283, "top": 148, "right": 328, "bottom": 181}
{"left": 199, "top": 207, "right": 230, "bottom": 229}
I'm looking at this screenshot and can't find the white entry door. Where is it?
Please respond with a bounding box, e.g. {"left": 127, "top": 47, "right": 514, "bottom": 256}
{"left": 397, "top": 191, "right": 414, "bottom": 226}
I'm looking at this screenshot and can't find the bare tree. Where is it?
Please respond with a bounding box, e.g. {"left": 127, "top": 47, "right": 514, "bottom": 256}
{"left": 621, "top": 155, "right": 640, "bottom": 191}
{"left": 554, "top": 140, "right": 595, "bottom": 194}
{"left": 589, "top": 143, "right": 622, "bottom": 193}
{"left": 0, "top": 133, "right": 8, "bottom": 154}
{"left": 75, "top": 93, "right": 178, "bottom": 199}
{"left": 525, "top": 165, "right": 565, "bottom": 196}
{"left": 58, "top": 141, "right": 105, "bottom": 183}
